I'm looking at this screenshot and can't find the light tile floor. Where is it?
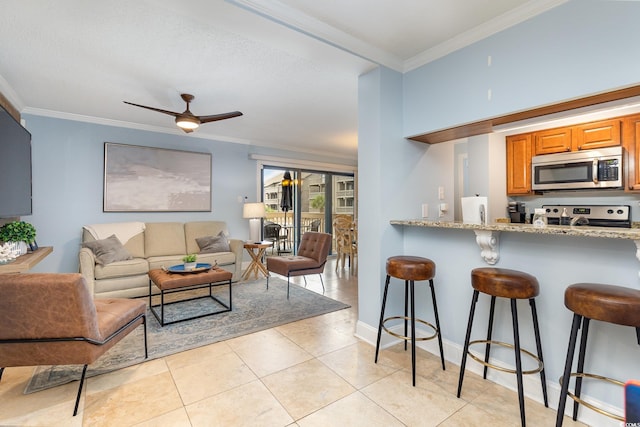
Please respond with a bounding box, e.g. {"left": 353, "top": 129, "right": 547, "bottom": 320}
{"left": 0, "top": 258, "right": 587, "bottom": 426}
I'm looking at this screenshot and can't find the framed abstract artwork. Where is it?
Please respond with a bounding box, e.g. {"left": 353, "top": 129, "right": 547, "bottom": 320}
{"left": 103, "top": 142, "right": 212, "bottom": 212}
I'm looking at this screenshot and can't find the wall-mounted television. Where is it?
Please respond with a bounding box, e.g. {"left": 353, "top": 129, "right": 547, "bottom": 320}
{"left": 0, "top": 104, "right": 32, "bottom": 218}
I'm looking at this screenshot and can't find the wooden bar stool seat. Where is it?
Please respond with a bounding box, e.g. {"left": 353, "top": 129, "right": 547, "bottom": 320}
{"left": 374, "top": 256, "right": 445, "bottom": 386}
{"left": 457, "top": 268, "right": 548, "bottom": 427}
{"left": 556, "top": 283, "right": 640, "bottom": 426}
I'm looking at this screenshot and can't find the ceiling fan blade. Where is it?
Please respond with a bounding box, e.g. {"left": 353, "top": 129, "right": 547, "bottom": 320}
{"left": 198, "top": 111, "right": 243, "bottom": 124}
{"left": 123, "top": 101, "right": 180, "bottom": 117}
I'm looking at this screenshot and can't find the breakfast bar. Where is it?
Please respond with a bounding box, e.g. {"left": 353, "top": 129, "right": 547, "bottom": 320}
{"left": 388, "top": 219, "right": 640, "bottom": 425}
{"left": 391, "top": 219, "right": 640, "bottom": 272}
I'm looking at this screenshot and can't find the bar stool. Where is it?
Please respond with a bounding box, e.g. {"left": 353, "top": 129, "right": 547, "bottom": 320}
{"left": 457, "top": 267, "right": 548, "bottom": 427}
{"left": 374, "top": 256, "right": 445, "bottom": 386}
{"left": 556, "top": 283, "right": 640, "bottom": 426}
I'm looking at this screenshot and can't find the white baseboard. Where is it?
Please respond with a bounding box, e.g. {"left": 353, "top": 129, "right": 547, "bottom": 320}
{"left": 355, "top": 320, "right": 623, "bottom": 427}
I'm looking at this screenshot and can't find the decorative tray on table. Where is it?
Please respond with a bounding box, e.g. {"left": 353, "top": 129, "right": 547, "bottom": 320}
{"left": 164, "top": 263, "right": 212, "bottom": 274}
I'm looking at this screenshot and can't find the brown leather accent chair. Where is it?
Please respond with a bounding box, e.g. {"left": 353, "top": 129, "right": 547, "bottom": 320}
{"left": 266, "top": 232, "right": 331, "bottom": 298}
{"left": 0, "top": 273, "right": 147, "bottom": 416}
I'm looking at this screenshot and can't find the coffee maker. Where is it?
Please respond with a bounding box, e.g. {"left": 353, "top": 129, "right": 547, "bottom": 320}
{"left": 508, "top": 201, "right": 526, "bottom": 223}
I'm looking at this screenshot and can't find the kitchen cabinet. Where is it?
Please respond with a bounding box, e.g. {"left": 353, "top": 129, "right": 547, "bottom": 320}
{"left": 573, "top": 119, "right": 621, "bottom": 151}
{"left": 623, "top": 114, "right": 640, "bottom": 191}
{"left": 533, "top": 127, "right": 572, "bottom": 154}
{"left": 533, "top": 119, "right": 621, "bottom": 155}
{"left": 506, "top": 118, "right": 625, "bottom": 195}
{"left": 506, "top": 133, "right": 532, "bottom": 195}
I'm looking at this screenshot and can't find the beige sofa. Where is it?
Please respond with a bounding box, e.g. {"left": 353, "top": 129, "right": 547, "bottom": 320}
{"left": 79, "top": 221, "right": 243, "bottom": 299}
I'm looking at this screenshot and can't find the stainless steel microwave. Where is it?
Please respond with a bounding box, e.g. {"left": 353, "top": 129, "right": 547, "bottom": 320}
{"left": 531, "top": 146, "right": 623, "bottom": 191}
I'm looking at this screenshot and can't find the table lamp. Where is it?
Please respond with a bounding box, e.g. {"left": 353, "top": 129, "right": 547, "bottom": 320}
{"left": 243, "top": 202, "right": 266, "bottom": 243}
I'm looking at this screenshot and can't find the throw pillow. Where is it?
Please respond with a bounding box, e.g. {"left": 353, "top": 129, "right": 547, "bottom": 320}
{"left": 82, "top": 234, "right": 133, "bottom": 265}
{"left": 196, "top": 231, "right": 230, "bottom": 254}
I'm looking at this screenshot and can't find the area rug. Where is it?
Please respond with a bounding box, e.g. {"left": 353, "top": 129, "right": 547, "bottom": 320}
{"left": 24, "top": 277, "right": 350, "bottom": 394}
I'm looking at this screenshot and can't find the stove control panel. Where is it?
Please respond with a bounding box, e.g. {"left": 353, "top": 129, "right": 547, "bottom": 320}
{"left": 541, "top": 205, "right": 631, "bottom": 227}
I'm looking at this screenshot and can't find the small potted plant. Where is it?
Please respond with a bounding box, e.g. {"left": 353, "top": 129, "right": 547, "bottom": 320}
{"left": 0, "top": 220, "right": 37, "bottom": 254}
{"left": 182, "top": 253, "right": 197, "bottom": 270}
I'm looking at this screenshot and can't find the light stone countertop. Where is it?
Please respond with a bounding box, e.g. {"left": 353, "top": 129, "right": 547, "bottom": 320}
{"left": 390, "top": 219, "right": 640, "bottom": 240}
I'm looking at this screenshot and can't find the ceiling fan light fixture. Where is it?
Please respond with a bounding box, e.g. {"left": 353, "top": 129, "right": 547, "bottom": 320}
{"left": 175, "top": 115, "right": 200, "bottom": 130}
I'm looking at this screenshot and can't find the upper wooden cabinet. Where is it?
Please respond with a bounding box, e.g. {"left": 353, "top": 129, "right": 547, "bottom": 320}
{"left": 506, "top": 116, "right": 630, "bottom": 195}
{"left": 623, "top": 114, "right": 640, "bottom": 191}
{"left": 534, "top": 127, "right": 572, "bottom": 154}
{"left": 506, "top": 133, "right": 532, "bottom": 195}
{"left": 573, "top": 119, "right": 621, "bottom": 151}
{"left": 532, "top": 119, "right": 621, "bottom": 155}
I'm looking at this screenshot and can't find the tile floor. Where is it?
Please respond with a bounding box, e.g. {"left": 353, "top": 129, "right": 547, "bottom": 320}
{"left": 0, "top": 258, "right": 587, "bottom": 426}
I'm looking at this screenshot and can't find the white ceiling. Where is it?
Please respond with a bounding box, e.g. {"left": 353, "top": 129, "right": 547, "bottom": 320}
{"left": 0, "top": 0, "right": 566, "bottom": 160}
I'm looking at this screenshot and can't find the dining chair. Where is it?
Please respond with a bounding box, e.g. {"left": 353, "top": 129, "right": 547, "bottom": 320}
{"left": 264, "top": 222, "right": 285, "bottom": 254}
{"left": 333, "top": 216, "right": 357, "bottom": 274}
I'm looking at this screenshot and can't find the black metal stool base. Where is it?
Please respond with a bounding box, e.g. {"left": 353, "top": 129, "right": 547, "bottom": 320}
{"left": 558, "top": 373, "right": 624, "bottom": 422}
{"left": 381, "top": 315, "right": 439, "bottom": 342}
{"left": 556, "top": 314, "right": 626, "bottom": 426}
{"left": 375, "top": 274, "right": 445, "bottom": 387}
{"left": 457, "top": 290, "right": 548, "bottom": 427}
{"left": 467, "top": 339, "right": 544, "bottom": 375}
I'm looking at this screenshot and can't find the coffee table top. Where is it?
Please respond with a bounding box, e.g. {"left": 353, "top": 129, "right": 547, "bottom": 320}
{"left": 149, "top": 267, "right": 232, "bottom": 291}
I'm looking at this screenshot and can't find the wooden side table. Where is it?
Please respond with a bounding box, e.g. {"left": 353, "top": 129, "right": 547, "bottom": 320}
{"left": 243, "top": 242, "right": 273, "bottom": 280}
{"left": 0, "top": 246, "right": 53, "bottom": 274}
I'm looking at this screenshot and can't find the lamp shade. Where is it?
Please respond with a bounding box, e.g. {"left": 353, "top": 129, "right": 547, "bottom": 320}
{"left": 243, "top": 202, "right": 265, "bottom": 219}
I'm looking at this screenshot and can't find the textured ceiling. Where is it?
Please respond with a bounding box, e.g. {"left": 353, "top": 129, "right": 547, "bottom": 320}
{"left": 0, "top": 0, "right": 566, "bottom": 160}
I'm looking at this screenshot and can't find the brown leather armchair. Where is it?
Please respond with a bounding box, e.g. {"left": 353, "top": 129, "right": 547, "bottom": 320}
{"left": 266, "top": 231, "right": 331, "bottom": 298}
{"left": 0, "top": 273, "right": 147, "bottom": 416}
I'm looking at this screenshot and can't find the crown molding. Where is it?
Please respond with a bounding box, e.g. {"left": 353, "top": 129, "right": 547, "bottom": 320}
{"left": 228, "top": 0, "right": 404, "bottom": 71}
{"left": 21, "top": 107, "right": 358, "bottom": 161}
{"left": 230, "top": 0, "right": 568, "bottom": 73}
{"left": 405, "top": 0, "right": 568, "bottom": 71}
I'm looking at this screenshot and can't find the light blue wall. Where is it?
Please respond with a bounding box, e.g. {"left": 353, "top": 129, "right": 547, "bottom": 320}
{"left": 22, "top": 114, "right": 353, "bottom": 275}
{"left": 358, "top": 0, "right": 640, "bottom": 419}
{"left": 403, "top": 0, "right": 640, "bottom": 137}
{"left": 357, "top": 66, "right": 409, "bottom": 326}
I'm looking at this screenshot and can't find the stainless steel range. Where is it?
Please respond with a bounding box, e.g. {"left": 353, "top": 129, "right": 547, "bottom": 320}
{"left": 542, "top": 204, "right": 631, "bottom": 228}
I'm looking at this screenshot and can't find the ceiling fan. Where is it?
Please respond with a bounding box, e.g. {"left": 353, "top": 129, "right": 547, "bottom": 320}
{"left": 124, "top": 93, "right": 242, "bottom": 133}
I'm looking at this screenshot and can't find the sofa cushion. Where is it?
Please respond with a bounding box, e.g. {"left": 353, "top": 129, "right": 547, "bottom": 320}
{"left": 83, "top": 229, "right": 145, "bottom": 259}
{"left": 82, "top": 235, "right": 133, "bottom": 265}
{"left": 196, "top": 231, "right": 231, "bottom": 254}
{"left": 145, "top": 222, "right": 186, "bottom": 257}
{"left": 94, "top": 257, "right": 149, "bottom": 280}
{"left": 185, "top": 221, "right": 229, "bottom": 255}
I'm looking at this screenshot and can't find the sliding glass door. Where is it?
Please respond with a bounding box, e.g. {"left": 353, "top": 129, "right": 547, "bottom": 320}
{"left": 261, "top": 167, "right": 355, "bottom": 254}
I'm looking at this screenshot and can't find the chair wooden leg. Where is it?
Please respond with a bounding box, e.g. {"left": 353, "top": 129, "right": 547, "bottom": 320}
{"left": 0, "top": 367, "right": 4, "bottom": 382}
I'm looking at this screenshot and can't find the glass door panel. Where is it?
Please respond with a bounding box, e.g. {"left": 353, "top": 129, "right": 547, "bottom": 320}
{"left": 262, "top": 167, "right": 355, "bottom": 255}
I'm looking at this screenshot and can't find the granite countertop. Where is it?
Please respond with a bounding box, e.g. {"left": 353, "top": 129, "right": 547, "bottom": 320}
{"left": 390, "top": 219, "right": 640, "bottom": 240}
